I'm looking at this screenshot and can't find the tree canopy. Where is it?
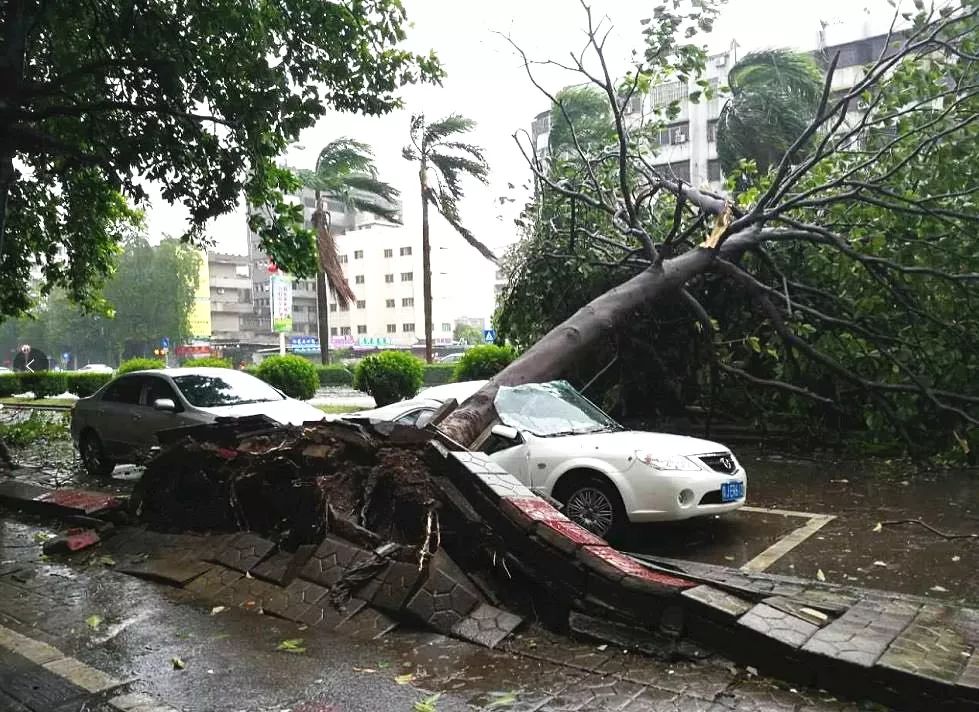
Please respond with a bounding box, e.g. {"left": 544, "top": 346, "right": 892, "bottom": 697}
{"left": 0, "top": 0, "right": 441, "bottom": 320}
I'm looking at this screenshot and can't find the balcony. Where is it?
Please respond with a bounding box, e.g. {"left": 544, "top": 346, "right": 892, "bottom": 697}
{"left": 210, "top": 301, "right": 255, "bottom": 314}
{"left": 210, "top": 277, "right": 252, "bottom": 290}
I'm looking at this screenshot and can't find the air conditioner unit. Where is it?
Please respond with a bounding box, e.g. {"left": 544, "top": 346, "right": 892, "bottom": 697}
{"left": 674, "top": 130, "right": 688, "bottom": 144}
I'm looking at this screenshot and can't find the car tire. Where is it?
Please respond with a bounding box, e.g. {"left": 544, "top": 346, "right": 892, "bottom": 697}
{"left": 80, "top": 430, "right": 114, "bottom": 477}
{"left": 558, "top": 475, "right": 628, "bottom": 542}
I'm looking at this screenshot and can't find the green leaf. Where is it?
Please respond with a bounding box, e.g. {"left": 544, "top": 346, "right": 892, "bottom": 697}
{"left": 276, "top": 638, "right": 306, "bottom": 654}
{"left": 414, "top": 693, "right": 441, "bottom": 712}
{"left": 171, "top": 656, "right": 186, "bottom": 670}
{"left": 85, "top": 614, "right": 103, "bottom": 631}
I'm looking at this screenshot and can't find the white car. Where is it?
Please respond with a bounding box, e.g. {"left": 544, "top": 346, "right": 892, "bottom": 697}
{"left": 436, "top": 352, "right": 465, "bottom": 364}
{"left": 71, "top": 368, "right": 325, "bottom": 476}
{"left": 351, "top": 380, "right": 747, "bottom": 538}
{"left": 78, "top": 363, "right": 114, "bottom": 374}
{"left": 0, "top": 366, "right": 12, "bottom": 374}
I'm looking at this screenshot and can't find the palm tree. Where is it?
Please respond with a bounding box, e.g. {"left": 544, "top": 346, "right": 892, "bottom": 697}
{"left": 296, "top": 139, "right": 400, "bottom": 364}
{"left": 716, "top": 49, "right": 824, "bottom": 176}
{"left": 402, "top": 114, "right": 494, "bottom": 363}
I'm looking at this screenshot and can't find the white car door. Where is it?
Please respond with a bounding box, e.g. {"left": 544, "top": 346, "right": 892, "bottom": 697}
{"left": 482, "top": 431, "right": 531, "bottom": 486}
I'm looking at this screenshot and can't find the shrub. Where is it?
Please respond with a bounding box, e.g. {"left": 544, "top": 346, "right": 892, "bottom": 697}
{"left": 354, "top": 351, "right": 424, "bottom": 406}
{"left": 65, "top": 372, "right": 113, "bottom": 397}
{"left": 118, "top": 357, "right": 165, "bottom": 374}
{"left": 423, "top": 364, "right": 455, "bottom": 386}
{"left": 17, "top": 371, "right": 68, "bottom": 397}
{"left": 453, "top": 344, "right": 517, "bottom": 381}
{"left": 181, "top": 356, "right": 232, "bottom": 368}
{"left": 317, "top": 365, "right": 354, "bottom": 386}
{"left": 0, "top": 411, "right": 69, "bottom": 446}
{"left": 255, "top": 355, "right": 319, "bottom": 400}
{"left": 0, "top": 373, "right": 20, "bottom": 397}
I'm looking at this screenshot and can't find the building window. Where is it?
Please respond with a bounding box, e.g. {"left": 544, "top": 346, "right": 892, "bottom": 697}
{"left": 708, "top": 159, "right": 722, "bottom": 182}
{"left": 402, "top": 297, "right": 414, "bottom": 307}
{"left": 356, "top": 300, "right": 366, "bottom": 309}
{"left": 385, "top": 299, "right": 396, "bottom": 308}
{"left": 354, "top": 250, "right": 363, "bottom": 259}
{"left": 441, "top": 322, "right": 452, "bottom": 332}
{"left": 329, "top": 304, "right": 337, "bottom": 312}
{"left": 357, "top": 324, "right": 367, "bottom": 334}
{"left": 707, "top": 119, "right": 718, "bottom": 143}
{"left": 657, "top": 121, "right": 689, "bottom": 146}
{"left": 384, "top": 274, "right": 394, "bottom": 283}
{"left": 355, "top": 275, "right": 365, "bottom": 284}
{"left": 649, "top": 80, "right": 685, "bottom": 108}
{"left": 383, "top": 249, "right": 393, "bottom": 258}
{"left": 402, "top": 323, "right": 414, "bottom": 332}
{"left": 401, "top": 272, "right": 413, "bottom": 282}
{"left": 400, "top": 246, "right": 412, "bottom": 256}
{"left": 340, "top": 326, "right": 351, "bottom": 335}
{"left": 387, "top": 324, "right": 397, "bottom": 333}
{"left": 330, "top": 327, "right": 338, "bottom": 336}
{"left": 340, "top": 304, "right": 349, "bottom": 312}
{"left": 653, "top": 160, "right": 691, "bottom": 183}
{"left": 339, "top": 254, "right": 348, "bottom": 264}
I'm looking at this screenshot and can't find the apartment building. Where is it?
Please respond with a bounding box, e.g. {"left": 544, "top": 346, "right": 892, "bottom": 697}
{"left": 207, "top": 252, "right": 255, "bottom": 341}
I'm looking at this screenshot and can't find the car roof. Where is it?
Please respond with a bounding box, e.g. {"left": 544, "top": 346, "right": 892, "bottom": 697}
{"left": 115, "top": 367, "right": 247, "bottom": 377}
{"left": 414, "top": 380, "right": 487, "bottom": 403}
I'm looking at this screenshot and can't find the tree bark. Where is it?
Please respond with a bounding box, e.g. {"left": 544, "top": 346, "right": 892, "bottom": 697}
{"left": 439, "top": 247, "right": 718, "bottom": 446}
{"left": 421, "top": 160, "right": 433, "bottom": 363}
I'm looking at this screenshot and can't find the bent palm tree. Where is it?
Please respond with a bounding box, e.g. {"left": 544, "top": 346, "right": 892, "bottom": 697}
{"left": 296, "top": 139, "right": 400, "bottom": 364}
{"left": 716, "top": 49, "right": 824, "bottom": 175}
{"left": 403, "top": 114, "right": 493, "bottom": 363}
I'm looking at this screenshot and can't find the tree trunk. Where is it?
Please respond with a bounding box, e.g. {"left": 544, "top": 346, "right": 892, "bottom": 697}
{"left": 314, "top": 190, "right": 330, "bottom": 365}
{"left": 439, "top": 247, "right": 717, "bottom": 446}
{"left": 421, "top": 161, "right": 434, "bottom": 363}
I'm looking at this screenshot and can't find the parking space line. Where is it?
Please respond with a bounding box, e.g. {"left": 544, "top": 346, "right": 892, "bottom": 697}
{"left": 740, "top": 505, "right": 829, "bottom": 519}
{"left": 740, "top": 514, "right": 836, "bottom": 573}
{"left": 0, "top": 622, "right": 178, "bottom": 711}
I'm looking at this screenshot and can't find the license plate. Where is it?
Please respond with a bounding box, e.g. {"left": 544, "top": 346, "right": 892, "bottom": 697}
{"left": 720, "top": 480, "right": 743, "bottom": 502}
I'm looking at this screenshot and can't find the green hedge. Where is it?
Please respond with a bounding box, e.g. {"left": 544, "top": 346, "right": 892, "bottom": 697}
{"left": 118, "top": 357, "right": 165, "bottom": 374}
{"left": 256, "top": 355, "right": 319, "bottom": 400}
{"left": 354, "top": 351, "right": 424, "bottom": 406}
{"left": 180, "top": 356, "right": 232, "bottom": 368}
{"left": 0, "top": 371, "right": 114, "bottom": 398}
{"left": 317, "top": 365, "right": 354, "bottom": 386}
{"left": 423, "top": 364, "right": 455, "bottom": 385}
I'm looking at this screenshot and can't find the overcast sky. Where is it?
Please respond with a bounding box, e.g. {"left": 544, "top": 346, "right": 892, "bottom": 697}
{"left": 144, "top": 0, "right": 903, "bottom": 322}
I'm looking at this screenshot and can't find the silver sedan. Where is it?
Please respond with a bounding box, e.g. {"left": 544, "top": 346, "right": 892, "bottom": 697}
{"left": 70, "top": 368, "right": 325, "bottom": 476}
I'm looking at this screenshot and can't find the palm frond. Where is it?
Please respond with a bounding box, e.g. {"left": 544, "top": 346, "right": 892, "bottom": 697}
{"left": 313, "top": 210, "right": 356, "bottom": 307}
{"left": 429, "top": 152, "right": 489, "bottom": 200}
{"left": 314, "top": 138, "right": 377, "bottom": 178}
{"left": 438, "top": 141, "right": 488, "bottom": 163}
{"left": 727, "top": 49, "right": 824, "bottom": 108}
{"left": 342, "top": 174, "right": 400, "bottom": 204}
{"left": 426, "top": 187, "right": 497, "bottom": 264}
{"left": 423, "top": 114, "right": 477, "bottom": 147}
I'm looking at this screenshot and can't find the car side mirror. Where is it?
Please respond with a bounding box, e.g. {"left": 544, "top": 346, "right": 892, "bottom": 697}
{"left": 153, "top": 398, "right": 176, "bottom": 412}
{"left": 491, "top": 424, "right": 520, "bottom": 441}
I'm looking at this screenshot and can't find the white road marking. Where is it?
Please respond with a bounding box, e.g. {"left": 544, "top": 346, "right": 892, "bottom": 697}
{"left": 740, "top": 513, "right": 836, "bottom": 573}
{"left": 0, "top": 622, "right": 177, "bottom": 711}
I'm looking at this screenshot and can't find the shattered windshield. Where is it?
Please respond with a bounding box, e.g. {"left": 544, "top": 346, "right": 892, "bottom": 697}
{"left": 495, "top": 381, "right": 622, "bottom": 437}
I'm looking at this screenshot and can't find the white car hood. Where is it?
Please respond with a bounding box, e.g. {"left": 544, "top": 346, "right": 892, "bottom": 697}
{"left": 199, "top": 399, "right": 325, "bottom": 426}
{"left": 530, "top": 429, "right": 728, "bottom": 457}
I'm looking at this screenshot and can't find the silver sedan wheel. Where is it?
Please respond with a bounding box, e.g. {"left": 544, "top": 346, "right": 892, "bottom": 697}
{"left": 565, "top": 486, "right": 615, "bottom": 536}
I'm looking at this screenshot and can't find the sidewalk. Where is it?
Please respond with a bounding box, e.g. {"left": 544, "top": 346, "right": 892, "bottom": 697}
{"left": 0, "top": 512, "right": 861, "bottom": 712}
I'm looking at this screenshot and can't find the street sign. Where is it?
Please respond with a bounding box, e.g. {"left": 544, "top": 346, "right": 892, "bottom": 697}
{"left": 161, "top": 337, "right": 170, "bottom": 348}
{"left": 483, "top": 329, "right": 497, "bottom": 344}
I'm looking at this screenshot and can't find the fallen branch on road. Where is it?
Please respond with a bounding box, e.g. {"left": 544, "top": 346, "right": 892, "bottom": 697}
{"left": 880, "top": 519, "right": 978, "bottom": 541}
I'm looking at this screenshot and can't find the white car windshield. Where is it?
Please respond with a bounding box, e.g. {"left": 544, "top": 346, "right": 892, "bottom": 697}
{"left": 495, "top": 381, "right": 621, "bottom": 437}
{"left": 172, "top": 372, "right": 285, "bottom": 407}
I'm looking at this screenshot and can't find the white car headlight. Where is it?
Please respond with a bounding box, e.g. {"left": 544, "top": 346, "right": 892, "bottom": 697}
{"left": 636, "top": 453, "right": 702, "bottom": 471}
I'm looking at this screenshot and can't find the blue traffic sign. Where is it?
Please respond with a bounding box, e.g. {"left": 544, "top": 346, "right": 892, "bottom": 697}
{"left": 161, "top": 337, "right": 170, "bottom": 348}
{"left": 483, "top": 329, "right": 497, "bottom": 344}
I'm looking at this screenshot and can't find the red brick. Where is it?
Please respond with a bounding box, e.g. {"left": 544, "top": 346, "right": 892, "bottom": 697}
{"left": 535, "top": 519, "right": 608, "bottom": 554}
{"left": 37, "top": 489, "right": 121, "bottom": 514}
{"left": 578, "top": 545, "right": 694, "bottom": 590}
{"left": 499, "top": 497, "right": 569, "bottom": 531}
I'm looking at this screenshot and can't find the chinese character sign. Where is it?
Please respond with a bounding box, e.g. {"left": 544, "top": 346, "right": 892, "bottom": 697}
{"left": 270, "top": 273, "right": 293, "bottom": 333}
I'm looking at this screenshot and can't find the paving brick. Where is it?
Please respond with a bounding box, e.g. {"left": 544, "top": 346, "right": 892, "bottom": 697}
{"left": 739, "top": 603, "right": 820, "bottom": 649}
{"left": 541, "top": 671, "right": 645, "bottom": 710}
{"left": 299, "top": 597, "right": 366, "bottom": 629}
{"left": 183, "top": 565, "right": 242, "bottom": 599}
{"left": 117, "top": 557, "right": 212, "bottom": 587}
{"left": 298, "top": 535, "right": 371, "bottom": 588}
{"left": 370, "top": 560, "right": 422, "bottom": 613}
{"left": 578, "top": 546, "right": 694, "bottom": 593}
{"left": 334, "top": 606, "right": 398, "bottom": 640}
{"left": 802, "top": 598, "right": 919, "bottom": 667}
{"left": 473, "top": 472, "right": 536, "bottom": 500}
{"left": 763, "top": 596, "right": 833, "bottom": 628}
{"left": 210, "top": 532, "right": 276, "bottom": 573}
{"left": 450, "top": 603, "right": 522, "bottom": 648}
{"left": 534, "top": 519, "right": 608, "bottom": 555}
{"left": 251, "top": 545, "right": 315, "bottom": 586}
{"left": 262, "top": 579, "right": 329, "bottom": 622}
{"left": 682, "top": 585, "right": 753, "bottom": 619}
{"left": 223, "top": 575, "right": 282, "bottom": 611}
{"left": 500, "top": 496, "right": 570, "bottom": 532}
{"left": 877, "top": 603, "right": 976, "bottom": 684}
{"left": 405, "top": 550, "right": 481, "bottom": 633}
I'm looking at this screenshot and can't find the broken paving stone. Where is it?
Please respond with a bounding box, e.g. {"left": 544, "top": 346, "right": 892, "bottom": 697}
{"left": 406, "top": 550, "right": 481, "bottom": 633}
{"left": 300, "top": 597, "right": 367, "bottom": 629}
{"left": 370, "top": 560, "right": 422, "bottom": 613}
{"left": 450, "top": 603, "right": 522, "bottom": 649}
{"left": 262, "top": 579, "right": 329, "bottom": 622}
{"left": 251, "top": 545, "right": 315, "bottom": 586}
{"left": 117, "top": 557, "right": 212, "bottom": 587}
{"left": 739, "top": 603, "right": 820, "bottom": 649}
{"left": 681, "top": 585, "right": 753, "bottom": 619}
{"left": 299, "top": 535, "right": 372, "bottom": 589}
{"left": 334, "top": 606, "right": 398, "bottom": 640}
{"left": 802, "top": 598, "right": 920, "bottom": 666}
